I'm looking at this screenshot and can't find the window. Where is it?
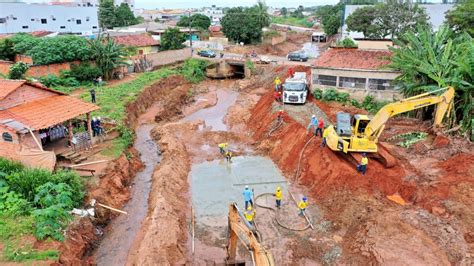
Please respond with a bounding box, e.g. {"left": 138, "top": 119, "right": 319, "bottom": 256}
{"left": 339, "top": 77, "right": 366, "bottom": 89}
{"left": 76, "top": 19, "right": 82, "bottom": 24}
{"left": 368, "top": 79, "right": 395, "bottom": 90}
{"left": 2, "top": 132, "right": 13, "bottom": 142}
{"left": 92, "top": 26, "right": 97, "bottom": 29}
{"left": 41, "top": 18, "right": 47, "bottom": 24}
{"left": 31, "top": 18, "right": 35, "bottom": 21}
{"left": 52, "top": 18, "right": 56, "bottom": 21}
{"left": 0, "top": 18, "right": 6, "bottom": 23}
{"left": 12, "top": 17, "right": 17, "bottom": 20}
{"left": 67, "top": 19, "right": 71, "bottom": 22}
{"left": 22, "top": 26, "right": 29, "bottom": 29}
{"left": 314, "top": 75, "right": 337, "bottom": 86}
{"left": 60, "top": 26, "right": 66, "bottom": 29}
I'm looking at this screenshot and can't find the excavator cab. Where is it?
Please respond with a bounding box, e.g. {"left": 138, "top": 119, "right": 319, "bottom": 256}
{"left": 352, "top": 114, "right": 370, "bottom": 136}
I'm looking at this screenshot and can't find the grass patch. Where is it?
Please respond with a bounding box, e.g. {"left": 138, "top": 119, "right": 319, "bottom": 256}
{"left": 0, "top": 215, "right": 57, "bottom": 263}
{"left": 272, "top": 16, "right": 313, "bottom": 28}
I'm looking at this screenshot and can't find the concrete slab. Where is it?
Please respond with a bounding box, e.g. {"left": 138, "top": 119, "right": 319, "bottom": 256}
{"left": 190, "top": 156, "right": 287, "bottom": 227}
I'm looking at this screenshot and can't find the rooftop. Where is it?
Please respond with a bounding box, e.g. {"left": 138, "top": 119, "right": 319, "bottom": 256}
{"left": 313, "top": 48, "right": 392, "bottom": 70}
{"left": 112, "top": 33, "right": 159, "bottom": 47}
{"left": 0, "top": 80, "right": 99, "bottom": 131}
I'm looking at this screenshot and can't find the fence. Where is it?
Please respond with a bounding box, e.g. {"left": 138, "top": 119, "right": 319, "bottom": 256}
{"left": 0, "top": 59, "right": 79, "bottom": 77}
{"left": 146, "top": 48, "right": 191, "bottom": 68}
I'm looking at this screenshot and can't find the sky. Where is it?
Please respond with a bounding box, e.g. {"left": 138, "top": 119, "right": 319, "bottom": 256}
{"left": 135, "top": 0, "right": 338, "bottom": 9}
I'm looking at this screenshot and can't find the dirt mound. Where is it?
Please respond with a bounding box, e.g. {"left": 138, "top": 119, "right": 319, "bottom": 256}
{"left": 126, "top": 123, "right": 190, "bottom": 265}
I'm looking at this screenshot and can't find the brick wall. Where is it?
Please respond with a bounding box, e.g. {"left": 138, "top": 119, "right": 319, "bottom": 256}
{"left": 15, "top": 54, "right": 34, "bottom": 64}
{"left": 146, "top": 48, "right": 191, "bottom": 68}
{"left": 0, "top": 60, "right": 13, "bottom": 76}
{"left": 0, "top": 85, "right": 57, "bottom": 110}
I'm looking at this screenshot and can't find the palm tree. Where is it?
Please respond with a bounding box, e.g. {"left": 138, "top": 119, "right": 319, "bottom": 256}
{"left": 389, "top": 26, "right": 473, "bottom": 132}
{"left": 253, "top": 1, "right": 271, "bottom": 29}
{"left": 88, "top": 37, "right": 127, "bottom": 80}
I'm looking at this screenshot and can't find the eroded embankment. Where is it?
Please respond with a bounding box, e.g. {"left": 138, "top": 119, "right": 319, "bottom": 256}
{"left": 58, "top": 76, "right": 190, "bottom": 264}
{"left": 246, "top": 67, "right": 472, "bottom": 264}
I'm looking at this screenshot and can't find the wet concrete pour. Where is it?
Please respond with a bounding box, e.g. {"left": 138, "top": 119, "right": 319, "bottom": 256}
{"left": 94, "top": 122, "right": 160, "bottom": 265}
{"left": 190, "top": 156, "right": 287, "bottom": 226}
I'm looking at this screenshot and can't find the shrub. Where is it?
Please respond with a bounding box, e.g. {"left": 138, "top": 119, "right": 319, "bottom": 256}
{"left": 312, "top": 88, "right": 323, "bottom": 99}
{"left": 321, "top": 88, "right": 350, "bottom": 103}
{"left": 0, "top": 186, "right": 31, "bottom": 216}
{"left": 8, "top": 62, "right": 29, "bottom": 79}
{"left": 180, "top": 58, "right": 208, "bottom": 83}
{"left": 38, "top": 74, "right": 80, "bottom": 88}
{"left": 33, "top": 205, "right": 71, "bottom": 241}
{"left": 336, "top": 37, "right": 358, "bottom": 48}
{"left": 68, "top": 62, "right": 102, "bottom": 82}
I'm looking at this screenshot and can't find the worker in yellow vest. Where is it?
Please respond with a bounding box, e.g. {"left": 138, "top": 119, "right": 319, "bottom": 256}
{"left": 244, "top": 206, "right": 256, "bottom": 225}
{"left": 298, "top": 196, "right": 308, "bottom": 216}
{"left": 321, "top": 126, "right": 329, "bottom": 147}
{"left": 274, "top": 76, "right": 281, "bottom": 91}
{"left": 218, "top": 142, "right": 228, "bottom": 154}
{"left": 274, "top": 186, "right": 282, "bottom": 209}
{"left": 357, "top": 153, "right": 368, "bottom": 175}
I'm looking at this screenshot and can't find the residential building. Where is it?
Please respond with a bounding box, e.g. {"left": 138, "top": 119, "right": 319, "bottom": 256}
{"left": 108, "top": 22, "right": 199, "bottom": 41}
{"left": 312, "top": 48, "right": 401, "bottom": 101}
{"left": 200, "top": 6, "right": 224, "bottom": 25}
{"left": 0, "top": 80, "right": 99, "bottom": 170}
{"left": 111, "top": 33, "right": 159, "bottom": 55}
{"left": 0, "top": 2, "right": 99, "bottom": 34}
{"left": 51, "top": 0, "right": 134, "bottom": 8}
{"left": 342, "top": 4, "right": 455, "bottom": 39}
{"left": 134, "top": 8, "right": 187, "bottom": 22}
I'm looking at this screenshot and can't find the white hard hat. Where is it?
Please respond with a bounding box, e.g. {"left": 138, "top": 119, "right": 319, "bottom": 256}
{"left": 97, "top": 117, "right": 101, "bottom": 120}
{"left": 312, "top": 115, "right": 316, "bottom": 118}
{"left": 245, "top": 185, "right": 249, "bottom": 189}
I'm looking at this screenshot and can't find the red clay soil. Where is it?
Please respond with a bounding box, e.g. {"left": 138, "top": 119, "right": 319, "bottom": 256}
{"left": 58, "top": 148, "right": 143, "bottom": 264}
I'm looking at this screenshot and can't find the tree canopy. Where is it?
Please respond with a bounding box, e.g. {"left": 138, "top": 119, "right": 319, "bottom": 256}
{"left": 88, "top": 37, "right": 127, "bottom": 80}
{"left": 221, "top": 3, "right": 270, "bottom": 44}
{"left": 160, "top": 27, "right": 186, "bottom": 51}
{"left": 177, "top": 14, "right": 211, "bottom": 30}
{"left": 315, "top": 3, "right": 343, "bottom": 36}
{"left": 99, "top": 0, "right": 139, "bottom": 29}
{"left": 389, "top": 26, "right": 473, "bottom": 132}
{"left": 446, "top": 0, "right": 474, "bottom": 37}
{"left": 0, "top": 38, "right": 15, "bottom": 61}
{"left": 346, "top": 1, "right": 430, "bottom": 39}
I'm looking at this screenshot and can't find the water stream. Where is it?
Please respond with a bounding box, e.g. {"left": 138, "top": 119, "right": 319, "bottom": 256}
{"left": 94, "top": 122, "right": 160, "bottom": 266}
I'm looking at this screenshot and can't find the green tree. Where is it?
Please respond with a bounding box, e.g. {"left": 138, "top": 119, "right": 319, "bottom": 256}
{"left": 160, "top": 27, "right": 186, "bottom": 51}
{"left": 346, "top": 6, "right": 380, "bottom": 38}
{"left": 98, "top": 0, "right": 116, "bottom": 29}
{"left": 8, "top": 62, "right": 29, "bottom": 79}
{"left": 88, "top": 37, "right": 127, "bottom": 80}
{"left": 115, "top": 3, "right": 138, "bottom": 27}
{"left": 292, "top": 5, "right": 305, "bottom": 18}
{"left": 177, "top": 14, "right": 211, "bottom": 30}
{"left": 389, "top": 26, "right": 473, "bottom": 131}
{"left": 251, "top": 0, "right": 271, "bottom": 28}
{"left": 222, "top": 6, "right": 265, "bottom": 44}
{"left": 315, "top": 3, "right": 343, "bottom": 36}
{"left": 26, "top": 35, "right": 90, "bottom": 65}
{"left": 446, "top": 0, "right": 474, "bottom": 37}
{"left": 0, "top": 38, "right": 15, "bottom": 61}
{"left": 281, "top": 7, "right": 288, "bottom": 16}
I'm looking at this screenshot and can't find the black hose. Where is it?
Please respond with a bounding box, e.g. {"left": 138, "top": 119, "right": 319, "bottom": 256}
{"left": 255, "top": 193, "right": 311, "bottom": 231}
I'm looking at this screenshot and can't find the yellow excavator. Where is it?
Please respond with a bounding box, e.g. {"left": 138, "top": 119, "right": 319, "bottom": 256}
{"left": 325, "top": 87, "right": 455, "bottom": 167}
{"left": 226, "top": 203, "right": 274, "bottom": 266}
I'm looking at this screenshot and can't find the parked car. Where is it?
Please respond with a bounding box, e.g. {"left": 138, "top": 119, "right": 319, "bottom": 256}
{"left": 287, "top": 51, "right": 308, "bottom": 62}
{"left": 198, "top": 50, "right": 217, "bottom": 58}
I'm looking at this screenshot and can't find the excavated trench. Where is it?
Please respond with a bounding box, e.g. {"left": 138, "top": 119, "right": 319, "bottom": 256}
{"left": 94, "top": 106, "right": 161, "bottom": 265}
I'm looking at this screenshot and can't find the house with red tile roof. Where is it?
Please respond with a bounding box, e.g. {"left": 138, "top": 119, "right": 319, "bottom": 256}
{"left": 311, "top": 48, "right": 401, "bottom": 100}
{"left": 0, "top": 80, "right": 99, "bottom": 170}
{"left": 111, "top": 33, "right": 160, "bottom": 55}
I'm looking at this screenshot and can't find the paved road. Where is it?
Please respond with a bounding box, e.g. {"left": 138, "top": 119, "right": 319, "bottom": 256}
{"left": 271, "top": 23, "right": 314, "bottom": 33}
{"left": 193, "top": 53, "right": 312, "bottom": 66}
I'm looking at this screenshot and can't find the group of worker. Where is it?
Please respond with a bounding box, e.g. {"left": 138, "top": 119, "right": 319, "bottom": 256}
{"left": 242, "top": 185, "right": 309, "bottom": 225}
{"left": 307, "top": 114, "right": 369, "bottom": 174}
{"left": 218, "top": 142, "right": 233, "bottom": 162}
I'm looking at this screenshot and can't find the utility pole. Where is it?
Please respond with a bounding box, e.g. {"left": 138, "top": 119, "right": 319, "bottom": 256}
{"left": 188, "top": 11, "right": 193, "bottom": 57}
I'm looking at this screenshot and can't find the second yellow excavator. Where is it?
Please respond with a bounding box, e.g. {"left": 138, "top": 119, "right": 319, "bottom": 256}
{"left": 325, "top": 87, "right": 455, "bottom": 167}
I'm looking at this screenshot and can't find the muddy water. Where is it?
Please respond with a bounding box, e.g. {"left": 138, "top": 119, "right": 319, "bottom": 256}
{"left": 184, "top": 89, "right": 238, "bottom": 131}
{"left": 95, "top": 116, "right": 160, "bottom": 265}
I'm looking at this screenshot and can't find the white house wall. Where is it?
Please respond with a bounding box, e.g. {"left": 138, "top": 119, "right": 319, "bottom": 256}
{"left": 0, "top": 2, "right": 99, "bottom": 34}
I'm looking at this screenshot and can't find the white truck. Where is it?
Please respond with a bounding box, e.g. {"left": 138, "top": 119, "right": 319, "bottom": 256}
{"left": 282, "top": 72, "right": 309, "bottom": 104}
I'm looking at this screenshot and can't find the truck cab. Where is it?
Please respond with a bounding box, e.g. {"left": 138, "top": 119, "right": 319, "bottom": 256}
{"left": 282, "top": 72, "right": 308, "bottom": 104}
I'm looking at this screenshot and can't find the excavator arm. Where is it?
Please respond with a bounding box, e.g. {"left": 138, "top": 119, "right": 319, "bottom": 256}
{"left": 226, "top": 203, "right": 274, "bottom": 266}
{"left": 365, "top": 87, "right": 455, "bottom": 141}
